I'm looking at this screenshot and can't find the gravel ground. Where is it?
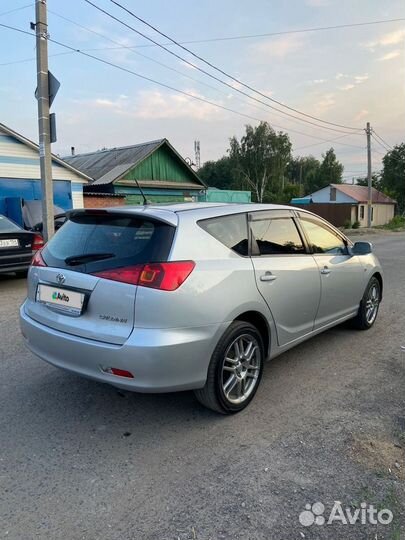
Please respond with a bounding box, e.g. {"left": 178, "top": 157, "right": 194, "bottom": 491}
{"left": 0, "top": 233, "right": 404, "bottom": 540}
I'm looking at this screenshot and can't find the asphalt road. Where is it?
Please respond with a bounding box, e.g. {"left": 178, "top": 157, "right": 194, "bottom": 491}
{"left": 1, "top": 233, "right": 404, "bottom": 540}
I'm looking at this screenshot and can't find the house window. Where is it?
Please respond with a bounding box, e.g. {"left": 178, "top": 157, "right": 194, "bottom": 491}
{"left": 371, "top": 207, "right": 374, "bottom": 221}
{"left": 330, "top": 187, "right": 337, "bottom": 201}
{"left": 360, "top": 205, "right": 365, "bottom": 219}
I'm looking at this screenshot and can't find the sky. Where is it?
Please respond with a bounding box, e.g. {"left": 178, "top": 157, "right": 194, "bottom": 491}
{"left": 1, "top": 0, "right": 405, "bottom": 182}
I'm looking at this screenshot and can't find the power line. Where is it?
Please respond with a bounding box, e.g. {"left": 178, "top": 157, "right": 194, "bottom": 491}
{"left": 294, "top": 134, "right": 365, "bottom": 152}
{"left": 48, "top": 9, "right": 234, "bottom": 99}
{"left": 371, "top": 133, "right": 391, "bottom": 153}
{"left": 0, "top": 20, "right": 373, "bottom": 157}
{"left": 84, "top": 0, "right": 361, "bottom": 135}
{"left": 0, "top": 2, "right": 33, "bottom": 18}
{"left": 0, "top": 20, "right": 360, "bottom": 144}
{"left": 122, "top": 17, "right": 405, "bottom": 48}
{"left": 371, "top": 130, "right": 393, "bottom": 150}
{"left": 45, "top": 10, "right": 375, "bottom": 141}
{"left": 106, "top": 0, "right": 363, "bottom": 133}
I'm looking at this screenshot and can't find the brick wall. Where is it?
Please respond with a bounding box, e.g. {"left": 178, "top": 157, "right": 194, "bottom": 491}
{"left": 83, "top": 195, "right": 126, "bottom": 208}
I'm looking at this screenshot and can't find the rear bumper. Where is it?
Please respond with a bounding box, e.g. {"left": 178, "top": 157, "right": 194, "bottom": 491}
{"left": 0, "top": 252, "right": 32, "bottom": 273}
{"left": 19, "top": 303, "right": 227, "bottom": 393}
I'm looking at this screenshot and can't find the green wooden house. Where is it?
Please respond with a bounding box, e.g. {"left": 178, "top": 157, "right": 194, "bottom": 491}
{"left": 64, "top": 139, "right": 206, "bottom": 204}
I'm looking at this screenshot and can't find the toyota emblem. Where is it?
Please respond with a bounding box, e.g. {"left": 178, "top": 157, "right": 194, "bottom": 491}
{"left": 56, "top": 273, "right": 66, "bottom": 285}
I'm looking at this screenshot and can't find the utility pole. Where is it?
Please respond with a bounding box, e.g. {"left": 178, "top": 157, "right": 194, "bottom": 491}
{"left": 35, "top": 0, "right": 54, "bottom": 241}
{"left": 366, "top": 122, "right": 372, "bottom": 228}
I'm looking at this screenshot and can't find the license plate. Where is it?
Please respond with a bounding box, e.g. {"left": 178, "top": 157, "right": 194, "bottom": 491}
{"left": 0, "top": 239, "right": 19, "bottom": 248}
{"left": 37, "top": 284, "right": 85, "bottom": 315}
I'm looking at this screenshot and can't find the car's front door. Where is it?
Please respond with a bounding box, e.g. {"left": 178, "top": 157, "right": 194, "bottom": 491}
{"left": 249, "top": 210, "right": 321, "bottom": 347}
{"left": 298, "top": 214, "right": 364, "bottom": 329}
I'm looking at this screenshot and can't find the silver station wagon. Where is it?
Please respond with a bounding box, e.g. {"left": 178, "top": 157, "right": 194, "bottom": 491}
{"left": 20, "top": 203, "right": 383, "bottom": 413}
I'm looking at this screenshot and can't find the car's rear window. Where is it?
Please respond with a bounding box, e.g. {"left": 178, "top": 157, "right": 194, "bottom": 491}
{"left": 42, "top": 213, "right": 175, "bottom": 273}
{"left": 0, "top": 215, "right": 21, "bottom": 233}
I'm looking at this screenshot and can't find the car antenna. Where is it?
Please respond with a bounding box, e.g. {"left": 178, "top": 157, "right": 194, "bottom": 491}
{"left": 134, "top": 177, "right": 148, "bottom": 206}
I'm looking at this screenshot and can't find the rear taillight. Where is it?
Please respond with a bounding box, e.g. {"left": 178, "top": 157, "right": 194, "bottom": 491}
{"left": 32, "top": 234, "right": 44, "bottom": 252}
{"left": 92, "top": 261, "right": 195, "bottom": 291}
{"left": 31, "top": 249, "right": 47, "bottom": 267}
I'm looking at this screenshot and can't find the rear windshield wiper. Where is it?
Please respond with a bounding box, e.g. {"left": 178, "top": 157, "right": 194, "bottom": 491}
{"left": 65, "top": 252, "right": 114, "bottom": 266}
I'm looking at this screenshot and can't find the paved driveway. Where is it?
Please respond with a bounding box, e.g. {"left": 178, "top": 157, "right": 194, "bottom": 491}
{"left": 1, "top": 233, "right": 404, "bottom": 540}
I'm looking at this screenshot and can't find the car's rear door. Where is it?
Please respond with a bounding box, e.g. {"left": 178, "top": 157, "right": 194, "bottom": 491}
{"left": 24, "top": 210, "right": 175, "bottom": 345}
{"left": 297, "top": 213, "right": 364, "bottom": 329}
{"left": 249, "top": 210, "right": 321, "bottom": 347}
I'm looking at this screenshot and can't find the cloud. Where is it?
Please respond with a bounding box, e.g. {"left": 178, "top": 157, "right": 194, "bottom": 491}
{"left": 354, "top": 74, "right": 368, "bottom": 84}
{"left": 311, "top": 79, "right": 327, "bottom": 85}
{"left": 340, "top": 84, "right": 355, "bottom": 91}
{"left": 252, "top": 35, "right": 306, "bottom": 59}
{"left": 379, "top": 50, "right": 401, "bottom": 61}
{"left": 77, "top": 90, "right": 223, "bottom": 122}
{"left": 367, "top": 29, "right": 405, "bottom": 49}
{"left": 354, "top": 109, "right": 369, "bottom": 121}
{"left": 335, "top": 73, "right": 348, "bottom": 80}
{"left": 313, "top": 93, "right": 336, "bottom": 115}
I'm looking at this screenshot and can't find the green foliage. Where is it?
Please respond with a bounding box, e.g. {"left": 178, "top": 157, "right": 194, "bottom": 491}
{"left": 316, "top": 148, "right": 344, "bottom": 189}
{"left": 352, "top": 220, "right": 360, "bottom": 229}
{"left": 288, "top": 156, "right": 321, "bottom": 195}
{"left": 356, "top": 174, "right": 382, "bottom": 190}
{"left": 198, "top": 156, "right": 237, "bottom": 190}
{"left": 381, "top": 143, "right": 405, "bottom": 212}
{"left": 229, "top": 122, "right": 292, "bottom": 202}
{"left": 343, "top": 219, "right": 352, "bottom": 229}
{"left": 381, "top": 215, "right": 405, "bottom": 230}
{"left": 289, "top": 149, "right": 343, "bottom": 194}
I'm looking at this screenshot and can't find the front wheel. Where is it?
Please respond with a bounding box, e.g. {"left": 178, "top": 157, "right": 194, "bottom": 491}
{"left": 351, "top": 276, "right": 381, "bottom": 330}
{"left": 194, "top": 321, "right": 264, "bottom": 414}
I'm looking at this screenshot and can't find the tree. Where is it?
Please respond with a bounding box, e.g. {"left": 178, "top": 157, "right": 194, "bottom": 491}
{"left": 314, "top": 148, "right": 344, "bottom": 191}
{"left": 288, "top": 156, "right": 321, "bottom": 195}
{"left": 198, "top": 156, "right": 237, "bottom": 190}
{"left": 229, "top": 122, "right": 292, "bottom": 202}
{"left": 355, "top": 173, "right": 382, "bottom": 190}
{"left": 380, "top": 143, "right": 405, "bottom": 212}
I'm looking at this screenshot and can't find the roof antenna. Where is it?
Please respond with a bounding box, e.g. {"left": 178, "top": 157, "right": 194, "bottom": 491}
{"left": 134, "top": 177, "right": 148, "bottom": 206}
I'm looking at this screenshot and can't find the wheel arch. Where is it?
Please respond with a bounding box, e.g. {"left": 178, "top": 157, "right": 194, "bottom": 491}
{"left": 234, "top": 310, "right": 271, "bottom": 358}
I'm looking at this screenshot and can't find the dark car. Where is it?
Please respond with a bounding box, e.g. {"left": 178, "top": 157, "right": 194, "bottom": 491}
{"left": 0, "top": 214, "right": 43, "bottom": 276}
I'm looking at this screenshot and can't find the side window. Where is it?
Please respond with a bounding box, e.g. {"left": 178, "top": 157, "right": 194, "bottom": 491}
{"left": 198, "top": 213, "right": 248, "bottom": 256}
{"left": 250, "top": 217, "right": 305, "bottom": 255}
{"left": 300, "top": 218, "right": 347, "bottom": 255}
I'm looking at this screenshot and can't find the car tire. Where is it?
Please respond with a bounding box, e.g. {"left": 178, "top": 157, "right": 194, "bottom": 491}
{"left": 351, "top": 276, "right": 381, "bottom": 330}
{"left": 15, "top": 270, "right": 28, "bottom": 278}
{"left": 194, "top": 321, "right": 264, "bottom": 414}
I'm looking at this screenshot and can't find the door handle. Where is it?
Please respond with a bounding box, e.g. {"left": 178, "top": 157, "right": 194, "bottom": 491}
{"left": 260, "top": 271, "right": 277, "bottom": 282}
{"left": 320, "top": 266, "right": 331, "bottom": 275}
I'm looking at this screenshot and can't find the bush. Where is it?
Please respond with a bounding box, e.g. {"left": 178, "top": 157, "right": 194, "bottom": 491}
{"left": 343, "top": 219, "right": 352, "bottom": 229}
{"left": 352, "top": 221, "right": 361, "bottom": 229}
{"left": 384, "top": 215, "right": 405, "bottom": 230}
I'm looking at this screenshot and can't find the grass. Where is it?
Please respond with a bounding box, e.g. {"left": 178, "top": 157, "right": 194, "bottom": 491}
{"left": 378, "top": 215, "right": 405, "bottom": 231}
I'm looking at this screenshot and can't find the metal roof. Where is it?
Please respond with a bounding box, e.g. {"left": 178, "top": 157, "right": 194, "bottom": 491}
{"left": 63, "top": 139, "right": 205, "bottom": 187}
{"left": 64, "top": 140, "right": 163, "bottom": 182}
{"left": 331, "top": 183, "right": 396, "bottom": 204}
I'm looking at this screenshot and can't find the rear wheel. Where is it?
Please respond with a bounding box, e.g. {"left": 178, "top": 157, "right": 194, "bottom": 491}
{"left": 351, "top": 276, "right": 381, "bottom": 330}
{"left": 194, "top": 321, "right": 264, "bottom": 414}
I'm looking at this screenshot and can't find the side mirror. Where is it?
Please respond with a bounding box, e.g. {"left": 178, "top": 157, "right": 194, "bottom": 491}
{"left": 350, "top": 241, "right": 373, "bottom": 255}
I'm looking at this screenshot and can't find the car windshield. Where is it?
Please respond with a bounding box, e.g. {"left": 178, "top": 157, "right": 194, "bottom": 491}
{"left": 0, "top": 215, "right": 21, "bottom": 233}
